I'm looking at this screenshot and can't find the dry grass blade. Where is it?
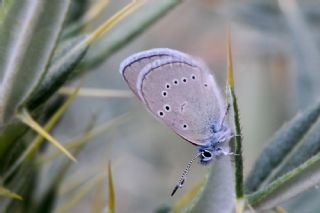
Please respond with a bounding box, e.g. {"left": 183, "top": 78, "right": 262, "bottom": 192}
{"left": 83, "top": 0, "right": 110, "bottom": 24}
{"left": 0, "top": 186, "right": 23, "bottom": 200}
{"left": 63, "top": 0, "right": 110, "bottom": 38}
{"left": 92, "top": 178, "right": 104, "bottom": 213}
{"left": 273, "top": 207, "right": 288, "bottom": 213}
{"left": 55, "top": 174, "right": 105, "bottom": 213}
{"left": 3, "top": 83, "right": 82, "bottom": 180}
{"left": 59, "top": 174, "right": 90, "bottom": 196}
{"left": 37, "top": 113, "right": 130, "bottom": 164}
{"left": 84, "top": 0, "right": 146, "bottom": 45}
{"left": 227, "top": 30, "right": 234, "bottom": 89}
{"left": 108, "top": 161, "right": 115, "bottom": 213}
{"left": 18, "top": 108, "right": 77, "bottom": 162}
{"left": 58, "top": 87, "right": 132, "bottom": 98}
{"left": 81, "top": 0, "right": 182, "bottom": 69}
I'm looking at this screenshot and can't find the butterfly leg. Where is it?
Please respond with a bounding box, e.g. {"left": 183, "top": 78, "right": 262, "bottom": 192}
{"left": 220, "top": 133, "right": 242, "bottom": 143}
{"left": 218, "top": 101, "right": 243, "bottom": 143}
{"left": 214, "top": 145, "right": 239, "bottom": 157}
{"left": 224, "top": 151, "right": 240, "bottom": 156}
{"left": 219, "top": 103, "right": 231, "bottom": 129}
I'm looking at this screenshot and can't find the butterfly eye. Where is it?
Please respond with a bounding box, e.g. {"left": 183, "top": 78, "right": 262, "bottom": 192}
{"left": 165, "top": 83, "right": 171, "bottom": 89}
{"left": 191, "top": 74, "right": 196, "bottom": 80}
{"left": 202, "top": 150, "right": 212, "bottom": 158}
{"left": 199, "top": 150, "right": 213, "bottom": 165}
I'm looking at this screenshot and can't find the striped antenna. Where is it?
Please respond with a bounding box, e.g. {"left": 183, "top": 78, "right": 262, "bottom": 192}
{"left": 171, "top": 152, "right": 202, "bottom": 196}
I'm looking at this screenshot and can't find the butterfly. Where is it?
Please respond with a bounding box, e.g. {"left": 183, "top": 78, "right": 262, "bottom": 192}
{"left": 119, "top": 48, "right": 233, "bottom": 195}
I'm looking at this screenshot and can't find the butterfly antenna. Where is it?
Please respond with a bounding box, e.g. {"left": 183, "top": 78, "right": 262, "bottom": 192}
{"left": 171, "top": 152, "right": 201, "bottom": 196}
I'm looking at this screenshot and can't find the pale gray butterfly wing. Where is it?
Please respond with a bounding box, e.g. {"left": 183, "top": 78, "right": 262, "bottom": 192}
{"left": 136, "top": 57, "right": 225, "bottom": 146}
{"left": 121, "top": 49, "right": 231, "bottom": 196}
{"left": 120, "top": 48, "right": 191, "bottom": 98}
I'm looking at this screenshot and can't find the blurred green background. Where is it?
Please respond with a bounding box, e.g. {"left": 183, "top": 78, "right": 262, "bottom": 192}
{"left": 22, "top": 0, "right": 320, "bottom": 212}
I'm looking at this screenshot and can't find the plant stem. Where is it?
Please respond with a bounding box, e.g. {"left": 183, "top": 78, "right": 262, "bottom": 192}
{"left": 227, "top": 30, "right": 244, "bottom": 200}
{"left": 230, "top": 87, "right": 244, "bottom": 198}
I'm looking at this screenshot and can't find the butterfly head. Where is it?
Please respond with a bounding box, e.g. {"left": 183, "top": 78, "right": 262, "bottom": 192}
{"left": 198, "top": 148, "right": 219, "bottom": 165}
{"left": 198, "top": 140, "right": 231, "bottom": 165}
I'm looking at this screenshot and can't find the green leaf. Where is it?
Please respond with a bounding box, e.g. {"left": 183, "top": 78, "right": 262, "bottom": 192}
{"left": 64, "top": 0, "right": 89, "bottom": 27}
{"left": 28, "top": 0, "right": 175, "bottom": 106}
{"left": 26, "top": 34, "right": 89, "bottom": 110}
{"left": 245, "top": 101, "right": 320, "bottom": 193}
{"left": 0, "top": 0, "right": 71, "bottom": 125}
{"left": 62, "top": 0, "right": 109, "bottom": 39}
{"left": 1, "top": 164, "right": 37, "bottom": 212}
{"left": 234, "top": 1, "right": 286, "bottom": 33}
{"left": 33, "top": 187, "right": 57, "bottom": 213}
{"left": 270, "top": 120, "right": 320, "bottom": 181}
{"left": 234, "top": 1, "right": 320, "bottom": 34}
{"left": 27, "top": 0, "right": 144, "bottom": 109}
{"left": 0, "top": 0, "right": 13, "bottom": 21}
{"left": 81, "top": 0, "right": 182, "bottom": 69}
{"left": 278, "top": 0, "right": 320, "bottom": 109}
{"left": 190, "top": 158, "right": 235, "bottom": 213}
{"left": 0, "top": 121, "right": 28, "bottom": 169}
{"left": 28, "top": 1, "right": 142, "bottom": 109}
{"left": 248, "top": 142, "right": 320, "bottom": 210}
